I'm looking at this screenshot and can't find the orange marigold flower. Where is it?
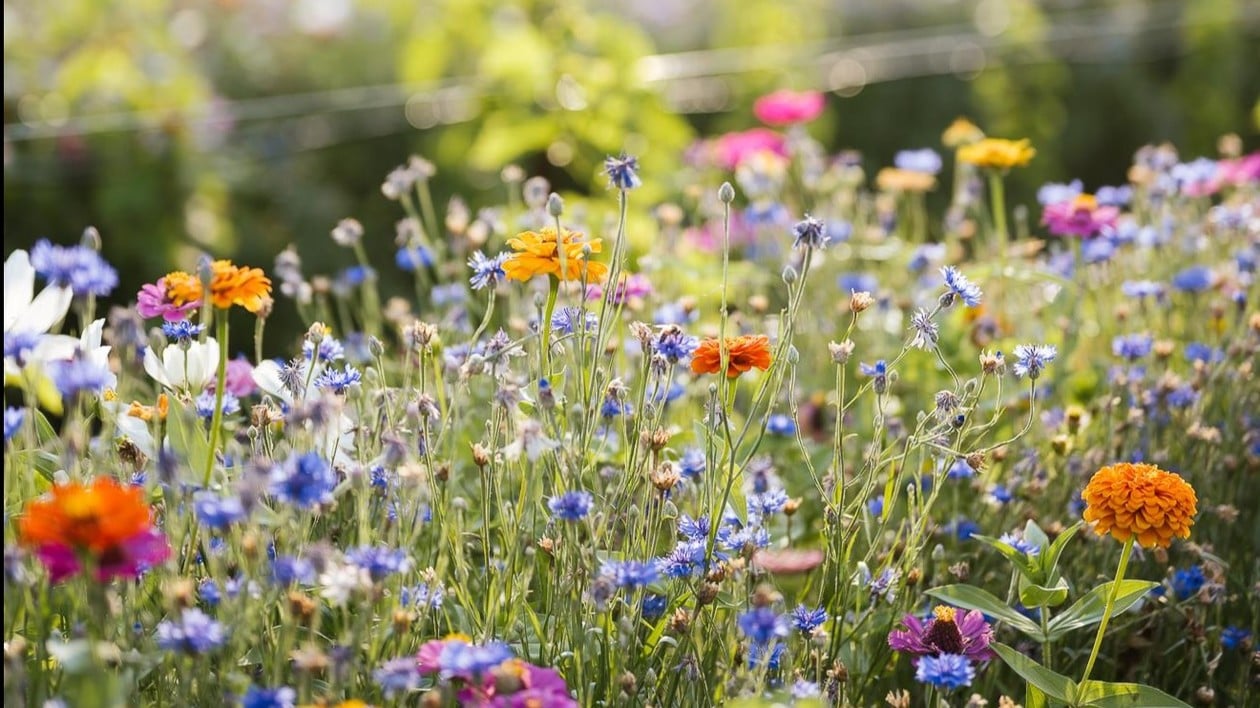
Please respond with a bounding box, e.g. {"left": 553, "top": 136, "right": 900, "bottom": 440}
{"left": 19, "top": 477, "right": 169, "bottom": 582}
{"left": 957, "top": 138, "right": 1036, "bottom": 170}
{"left": 690, "top": 335, "right": 773, "bottom": 378}
{"left": 209, "top": 260, "right": 272, "bottom": 312}
{"left": 503, "top": 228, "right": 608, "bottom": 283}
{"left": 1082, "top": 462, "right": 1197, "bottom": 548}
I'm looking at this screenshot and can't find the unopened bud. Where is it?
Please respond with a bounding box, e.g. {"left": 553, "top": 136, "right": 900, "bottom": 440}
{"left": 718, "top": 182, "right": 736, "bottom": 203}
{"left": 546, "top": 193, "right": 564, "bottom": 217}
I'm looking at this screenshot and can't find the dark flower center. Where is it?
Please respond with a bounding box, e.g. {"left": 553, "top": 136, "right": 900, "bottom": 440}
{"left": 925, "top": 607, "right": 965, "bottom": 655}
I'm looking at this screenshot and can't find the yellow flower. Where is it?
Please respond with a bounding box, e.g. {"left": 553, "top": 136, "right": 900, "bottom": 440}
{"left": 163, "top": 262, "right": 272, "bottom": 313}
{"left": 942, "top": 117, "right": 985, "bottom": 148}
{"left": 503, "top": 228, "right": 608, "bottom": 283}
{"left": 1082, "top": 462, "right": 1197, "bottom": 548}
{"left": 876, "top": 167, "right": 936, "bottom": 193}
{"left": 957, "top": 138, "right": 1036, "bottom": 170}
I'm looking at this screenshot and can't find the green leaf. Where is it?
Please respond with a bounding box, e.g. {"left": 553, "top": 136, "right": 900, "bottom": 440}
{"left": 1076, "top": 680, "right": 1191, "bottom": 707}
{"left": 1025, "top": 684, "right": 1050, "bottom": 708}
{"left": 973, "top": 533, "right": 1042, "bottom": 582}
{"left": 1038, "top": 521, "right": 1082, "bottom": 581}
{"left": 1046, "top": 580, "right": 1158, "bottom": 641}
{"left": 164, "top": 400, "right": 209, "bottom": 483}
{"left": 1019, "top": 576, "right": 1070, "bottom": 609}
{"left": 992, "top": 642, "right": 1076, "bottom": 703}
{"left": 925, "top": 585, "right": 1045, "bottom": 641}
{"left": 1023, "top": 519, "right": 1051, "bottom": 551}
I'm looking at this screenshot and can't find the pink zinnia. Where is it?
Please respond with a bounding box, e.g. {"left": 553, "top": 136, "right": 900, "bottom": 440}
{"left": 1041, "top": 194, "right": 1119, "bottom": 238}
{"left": 136, "top": 278, "right": 201, "bottom": 321}
{"left": 36, "top": 528, "right": 170, "bottom": 583}
{"left": 713, "top": 128, "right": 788, "bottom": 170}
{"left": 458, "top": 661, "right": 578, "bottom": 708}
{"left": 888, "top": 605, "right": 995, "bottom": 666}
{"left": 753, "top": 89, "right": 825, "bottom": 126}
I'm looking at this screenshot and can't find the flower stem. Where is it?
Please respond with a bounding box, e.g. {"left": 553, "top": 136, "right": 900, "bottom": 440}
{"left": 1080, "top": 536, "right": 1135, "bottom": 685}
{"left": 988, "top": 171, "right": 1009, "bottom": 269}
{"left": 540, "top": 278, "right": 559, "bottom": 378}
{"left": 202, "top": 312, "right": 229, "bottom": 487}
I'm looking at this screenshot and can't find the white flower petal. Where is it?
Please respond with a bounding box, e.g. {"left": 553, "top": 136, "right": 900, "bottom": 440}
{"left": 3, "top": 250, "right": 35, "bottom": 331}
{"left": 145, "top": 346, "right": 174, "bottom": 389}
{"left": 10, "top": 284, "right": 73, "bottom": 335}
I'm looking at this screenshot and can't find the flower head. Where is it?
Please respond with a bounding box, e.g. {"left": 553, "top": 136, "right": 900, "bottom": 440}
{"left": 18, "top": 477, "right": 170, "bottom": 582}
{"left": 957, "top": 138, "right": 1036, "bottom": 170}
{"left": 942, "top": 117, "right": 984, "bottom": 147}
{"left": 241, "top": 686, "right": 296, "bottom": 708}
{"left": 468, "top": 251, "right": 508, "bottom": 290}
{"left": 1081, "top": 462, "right": 1197, "bottom": 548}
{"left": 548, "top": 491, "right": 594, "bottom": 521}
{"left": 604, "top": 153, "right": 642, "bottom": 190}
{"left": 1012, "top": 344, "right": 1056, "bottom": 380}
{"left": 791, "top": 215, "right": 829, "bottom": 249}
{"left": 915, "top": 653, "right": 975, "bottom": 690}
{"left": 1041, "top": 194, "right": 1119, "bottom": 238}
{"left": 738, "top": 607, "right": 790, "bottom": 645}
{"left": 503, "top": 228, "right": 608, "bottom": 283}
{"left": 888, "top": 605, "right": 995, "bottom": 665}
{"left": 314, "top": 365, "right": 362, "bottom": 394}
{"left": 30, "top": 239, "right": 118, "bottom": 297}
{"left": 209, "top": 260, "right": 271, "bottom": 312}
{"left": 157, "top": 608, "right": 227, "bottom": 654}
{"left": 753, "top": 89, "right": 824, "bottom": 126}
{"left": 271, "top": 452, "right": 337, "bottom": 509}
{"left": 895, "top": 149, "right": 943, "bottom": 175}
{"left": 876, "top": 167, "right": 936, "bottom": 192}
{"left": 690, "top": 335, "right": 772, "bottom": 378}
{"left": 940, "top": 266, "right": 983, "bottom": 308}
{"left": 135, "top": 278, "right": 202, "bottom": 322}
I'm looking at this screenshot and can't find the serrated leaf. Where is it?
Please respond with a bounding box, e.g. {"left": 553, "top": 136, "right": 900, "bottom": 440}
{"left": 1076, "top": 680, "right": 1191, "bottom": 707}
{"left": 1046, "top": 580, "right": 1158, "bottom": 641}
{"left": 992, "top": 642, "right": 1076, "bottom": 703}
{"left": 926, "top": 585, "right": 1045, "bottom": 641}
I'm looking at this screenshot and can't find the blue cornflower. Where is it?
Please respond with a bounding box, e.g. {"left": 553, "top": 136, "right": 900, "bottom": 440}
{"left": 895, "top": 148, "right": 943, "bottom": 175}
{"left": 838, "top": 272, "right": 878, "bottom": 294}
{"left": 29, "top": 239, "right": 118, "bottom": 297}
{"left": 468, "top": 251, "right": 508, "bottom": 290}
{"left": 747, "top": 641, "right": 786, "bottom": 671}
{"left": 1012, "top": 344, "right": 1056, "bottom": 380}
{"left": 1236, "top": 247, "right": 1257, "bottom": 273}
{"left": 1171, "top": 157, "right": 1218, "bottom": 194}
{"left": 195, "top": 391, "right": 241, "bottom": 420}
{"left": 400, "top": 582, "right": 445, "bottom": 610}
{"left": 3, "top": 331, "right": 42, "bottom": 366}
{"left": 738, "top": 607, "right": 790, "bottom": 645}
{"left": 642, "top": 593, "right": 668, "bottom": 620}
{"left": 1171, "top": 265, "right": 1212, "bottom": 293}
{"left": 4, "top": 408, "right": 24, "bottom": 443}
{"left": 198, "top": 579, "right": 220, "bottom": 606}
{"left": 859, "top": 360, "right": 888, "bottom": 394}
{"left": 395, "top": 245, "right": 434, "bottom": 272}
{"left": 678, "top": 447, "right": 706, "bottom": 479}
{"left": 989, "top": 485, "right": 1013, "bottom": 504}
{"left": 677, "top": 515, "right": 710, "bottom": 541}
{"left": 915, "top": 653, "right": 975, "bottom": 690}
{"left": 1184, "top": 342, "right": 1224, "bottom": 364}
{"left": 551, "top": 307, "right": 598, "bottom": 335}
{"left": 940, "top": 266, "right": 983, "bottom": 308}
{"left": 1166, "top": 385, "right": 1198, "bottom": 409}
{"left": 748, "top": 490, "right": 789, "bottom": 518}
{"left": 791, "top": 215, "right": 828, "bottom": 249}
{"left": 1082, "top": 238, "right": 1116, "bottom": 264}
{"left": 193, "top": 491, "right": 246, "bottom": 529}
{"left": 600, "top": 396, "right": 630, "bottom": 419}
{"left": 949, "top": 517, "right": 980, "bottom": 541}
{"left": 47, "top": 355, "right": 111, "bottom": 399}
{"left": 1095, "top": 184, "right": 1133, "bottom": 206}
{"left": 790, "top": 605, "right": 828, "bottom": 634}
{"left": 1171, "top": 565, "right": 1206, "bottom": 600}
{"left": 156, "top": 608, "right": 227, "bottom": 654}
{"left": 745, "top": 457, "right": 780, "bottom": 494}
{"left": 792, "top": 679, "right": 821, "bottom": 699}
{"left": 271, "top": 556, "right": 315, "bottom": 585}
{"left": 602, "top": 560, "right": 660, "bottom": 590}
{"left": 162, "top": 320, "right": 205, "bottom": 343}
{"left": 438, "top": 640, "right": 514, "bottom": 679}
{"left": 303, "top": 337, "right": 345, "bottom": 363}
{"left": 947, "top": 458, "right": 976, "bottom": 480}
{"left": 1221, "top": 626, "right": 1252, "bottom": 650}
{"left": 766, "top": 414, "right": 796, "bottom": 436}
{"left": 867, "top": 495, "right": 884, "bottom": 517}
{"left": 654, "top": 326, "right": 699, "bottom": 363}
{"left": 745, "top": 201, "right": 789, "bottom": 227}
{"left": 271, "top": 452, "right": 336, "bottom": 508}
{"left": 652, "top": 301, "right": 697, "bottom": 326}
{"left": 346, "top": 546, "right": 412, "bottom": 581}
{"left": 314, "top": 365, "right": 361, "bottom": 394}
{"left": 869, "top": 567, "right": 901, "bottom": 604}
{"left": 241, "top": 685, "right": 296, "bottom": 708}
{"left": 659, "top": 541, "right": 707, "bottom": 579}
{"left": 1121, "top": 280, "right": 1164, "bottom": 299}
{"left": 998, "top": 531, "right": 1041, "bottom": 556}
{"left": 604, "top": 153, "right": 641, "bottom": 190}
{"left": 548, "top": 490, "right": 594, "bottom": 521}
{"left": 374, "top": 657, "right": 423, "bottom": 698}
{"left": 1112, "top": 334, "right": 1153, "bottom": 361}
{"left": 1036, "top": 179, "right": 1082, "bottom": 205}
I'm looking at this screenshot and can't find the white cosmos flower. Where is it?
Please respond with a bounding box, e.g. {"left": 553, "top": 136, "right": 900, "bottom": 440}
{"left": 144, "top": 338, "right": 220, "bottom": 393}
{"left": 4, "top": 249, "right": 73, "bottom": 336}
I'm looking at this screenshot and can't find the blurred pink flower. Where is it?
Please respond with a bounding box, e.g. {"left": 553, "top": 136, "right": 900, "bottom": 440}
{"left": 210, "top": 355, "right": 257, "bottom": 398}
{"left": 586, "top": 273, "right": 653, "bottom": 304}
{"left": 137, "top": 278, "right": 201, "bottom": 322}
{"left": 714, "top": 128, "right": 787, "bottom": 169}
{"left": 753, "top": 89, "right": 825, "bottom": 126}
{"left": 1217, "top": 151, "right": 1260, "bottom": 186}
{"left": 1041, "top": 194, "right": 1119, "bottom": 238}
{"left": 36, "top": 528, "right": 169, "bottom": 583}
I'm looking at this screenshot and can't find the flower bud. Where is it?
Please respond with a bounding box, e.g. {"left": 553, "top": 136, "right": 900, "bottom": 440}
{"left": 718, "top": 182, "right": 736, "bottom": 203}
{"left": 546, "top": 193, "right": 564, "bottom": 217}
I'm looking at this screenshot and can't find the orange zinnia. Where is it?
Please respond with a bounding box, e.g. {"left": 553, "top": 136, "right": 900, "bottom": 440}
{"left": 690, "top": 335, "right": 773, "bottom": 378}
{"left": 957, "top": 138, "right": 1036, "bottom": 170}
{"left": 162, "top": 261, "right": 272, "bottom": 313}
{"left": 503, "top": 228, "right": 609, "bottom": 283}
{"left": 1081, "top": 462, "right": 1197, "bottom": 548}
{"left": 19, "top": 476, "right": 170, "bottom": 582}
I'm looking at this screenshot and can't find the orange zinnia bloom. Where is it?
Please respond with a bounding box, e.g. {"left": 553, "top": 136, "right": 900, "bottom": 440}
{"left": 690, "top": 335, "right": 773, "bottom": 378}
{"left": 503, "top": 228, "right": 609, "bottom": 283}
{"left": 1082, "top": 462, "right": 1197, "bottom": 548}
{"left": 162, "top": 261, "right": 272, "bottom": 313}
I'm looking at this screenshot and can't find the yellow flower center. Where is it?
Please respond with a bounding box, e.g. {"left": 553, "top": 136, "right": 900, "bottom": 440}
{"left": 933, "top": 605, "right": 957, "bottom": 623}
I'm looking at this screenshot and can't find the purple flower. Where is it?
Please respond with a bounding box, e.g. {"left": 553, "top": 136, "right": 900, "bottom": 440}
{"left": 1036, "top": 179, "right": 1083, "bottom": 205}
{"left": 1041, "top": 196, "right": 1119, "bottom": 238}
{"left": 47, "top": 354, "right": 112, "bottom": 399}
{"left": 791, "top": 605, "right": 828, "bottom": 634}
{"left": 737, "top": 607, "right": 790, "bottom": 645}
{"left": 940, "top": 266, "right": 983, "bottom": 308}
{"left": 888, "top": 606, "right": 995, "bottom": 665}
{"left": 548, "top": 491, "right": 594, "bottom": 521}
{"left": 193, "top": 491, "right": 246, "bottom": 529}
{"left": 600, "top": 560, "right": 659, "bottom": 590}
{"left": 1171, "top": 265, "right": 1213, "bottom": 293}
{"left": 271, "top": 452, "right": 336, "bottom": 508}
{"left": 374, "top": 657, "right": 423, "bottom": 698}
{"left": 30, "top": 239, "right": 118, "bottom": 297}
{"left": 156, "top": 608, "right": 227, "bottom": 654}
{"left": 346, "top": 546, "right": 412, "bottom": 581}
{"left": 1012, "top": 344, "right": 1056, "bottom": 380}
{"left": 37, "top": 528, "right": 170, "bottom": 583}
{"left": 314, "top": 365, "right": 361, "bottom": 394}
{"left": 241, "top": 686, "right": 296, "bottom": 708}
{"left": 468, "top": 251, "right": 508, "bottom": 290}
{"left": 270, "top": 556, "right": 315, "bottom": 585}
{"left": 791, "top": 215, "right": 829, "bottom": 249}
{"left": 136, "top": 278, "right": 200, "bottom": 321}
{"left": 604, "top": 153, "right": 642, "bottom": 190}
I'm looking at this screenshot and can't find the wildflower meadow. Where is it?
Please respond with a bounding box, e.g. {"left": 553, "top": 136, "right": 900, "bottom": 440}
{"left": 3, "top": 93, "right": 1258, "bottom": 708}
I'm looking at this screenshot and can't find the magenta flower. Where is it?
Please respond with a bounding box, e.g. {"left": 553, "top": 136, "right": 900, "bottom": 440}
{"left": 713, "top": 128, "right": 788, "bottom": 169}
{"left": 753, "top": 89, "right": 825, "bottom": 126}
{"left": 459, "top": 662, "right": 578, "bottom": 708}
{"left": 1216, "top": 151, "right": 1260, "bottom": 187}
{"left": 888, "top": 606, "right": 995, "bottom": 666}
{"left": 36, "top": 528, "right": 170, "bottom": 583}
{"left": 212, "top": 355, "right": 257, "bottom": 397}
{"left": 1041, "top": 195, "right": 1119, "bottom": 238}
{"left": 586, "top": 274, "right": 653, "bottom": 304}
{"left": 137, "top": 278, "right": 201, "bottom": 321}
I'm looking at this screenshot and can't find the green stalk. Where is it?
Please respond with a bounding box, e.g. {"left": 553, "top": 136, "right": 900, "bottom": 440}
{"left": 1080, "top": 536, "right": 1135, "bottom": 685}
{"left": 988, "top": 171, "right": 1009, "bottom": 268}
{"left": 202, "top": 311, "right": 229, "bottom": 486}
{"left": 540, "top": 278, "right": 560, "bottom": 378}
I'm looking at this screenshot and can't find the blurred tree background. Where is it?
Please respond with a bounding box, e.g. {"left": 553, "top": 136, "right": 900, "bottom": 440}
{"left": 4, "top": 0, "right": 1258, "bottom": 349}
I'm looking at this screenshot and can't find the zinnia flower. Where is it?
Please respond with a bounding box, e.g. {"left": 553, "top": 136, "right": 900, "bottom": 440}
{"left": 711, "top": 128, "right": 788, "bottom": 170}
{"left": 942, "top": 117, "right": 984, "bottom": 148}
{"left": 753, "top": 89, "right": 825, "bottom": 126}
{"left": 1041, "top": 194, "right": 1119, "bottom": 238}
{"left": 162, "top": 262, "right": 272, "bottom": 313}
{"left": 957, "top": 138, "right": 1036, "bottom": 170}
{"left": 503, "top": 228, "right": 608, "bottom": 283}
{"left": 1081, "top": 462, "right": 1197, "bottom": 548}
{"left": 18, "top": 476, "right": 170, "bottom": 582}
{"left": 136, "top": 276, "right": 202, "bottom": 321}
{"left": 877, "top": 167, "right": 936, "bottom": 193}
{"left": 690, "top": 335, "right": 773, "bottom": 378}
{"left": 888, "top": 605, "right": 995, "bottom": 665}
